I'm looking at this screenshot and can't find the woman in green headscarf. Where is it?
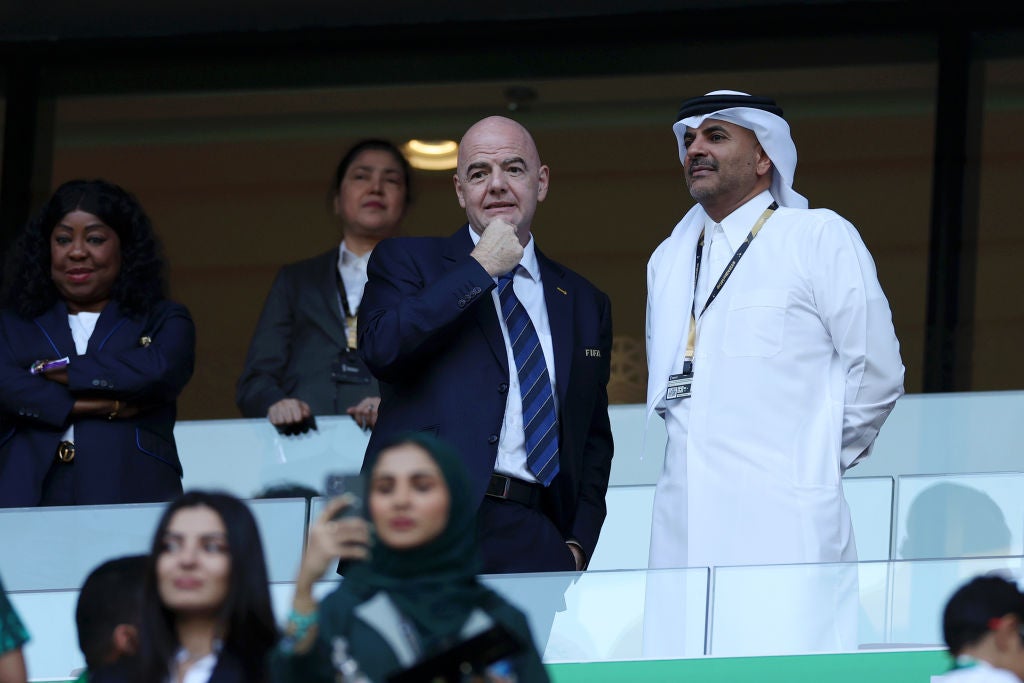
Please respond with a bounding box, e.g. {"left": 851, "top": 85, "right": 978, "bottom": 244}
{"left": 273, "top": 432, "right": 549, "bottom": 683}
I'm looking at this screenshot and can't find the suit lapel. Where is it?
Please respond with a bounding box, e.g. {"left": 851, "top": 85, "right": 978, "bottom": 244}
{"left": 537, "top": 249, "right": 573, "bottom": 407}
{"left": 444, "top": 226, "right": 509, "bottom": 372}
{"left": 33, "top": 301, "right": 75, "bottom": 358}
{"left": 88, "top": 300, "right": 130, "bottom": 352}
{"left": 311, "top": 249, "right": 347, "bottom": 343}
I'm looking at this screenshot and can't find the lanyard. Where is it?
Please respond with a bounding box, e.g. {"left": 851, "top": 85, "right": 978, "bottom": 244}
{"left": 684, "top": 201, "right": 777, "bottom": 360}
{"left": 335, "top": 268, "right": 359, "bottom": 350}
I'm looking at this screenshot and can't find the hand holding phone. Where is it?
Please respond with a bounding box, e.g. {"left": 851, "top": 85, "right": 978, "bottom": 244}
{"left": 299, "top": 478, "right": 371, "bottom": 584}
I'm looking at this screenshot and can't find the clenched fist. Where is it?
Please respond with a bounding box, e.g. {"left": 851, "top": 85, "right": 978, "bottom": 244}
{"left": 471, "top": 218, "right": 524, "bottom": 277}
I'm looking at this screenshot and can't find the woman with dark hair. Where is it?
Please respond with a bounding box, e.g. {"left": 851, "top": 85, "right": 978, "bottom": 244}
{"left": 272, "top": 433, "right": 550, "bottom": 682}
{"left": 136, "top": 490, "right": 278, "bottom": 683}
{"left": 236, "top": 139, "right": 412, "bottom": 435}
{"left": 0, "top": 178, "right": 195, "bottom": 507}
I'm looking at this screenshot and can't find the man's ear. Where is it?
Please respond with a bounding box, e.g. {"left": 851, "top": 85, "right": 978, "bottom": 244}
{"left": 755, "top": 145, "right": 773, "bottom": 178}
{"left": 112, "top": 623, "right": 140, "bottom": 657}
{"left": 537, "top": 164, "right": 550, "bottom": 202}
{"left": 988, "top": 615, "right": 1022, "bottom": 652}
{"left": 453, "top": 173, "right": 467, "bottom": 208}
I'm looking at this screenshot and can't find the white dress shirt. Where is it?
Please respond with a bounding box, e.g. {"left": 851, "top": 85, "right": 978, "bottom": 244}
{"left": 468, "top": 226, "right": 558, "bottom": 483}
{"left": 170, "top": 645, "right": 219, "bottom": 683}
{"left": 61, "top": 311, "right": 100, "bottom": 444}
{"left": 338, "top": 241, "right": 372, "bottom": 346}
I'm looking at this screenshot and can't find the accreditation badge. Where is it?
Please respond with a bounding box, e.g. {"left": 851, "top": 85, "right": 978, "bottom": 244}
{"left": 666, "top": 373, "right": 692, "bottom": 401}
{"left": 330, "top": 350, "right": 372, "bottom": 385}
{"left": 666, "top": 360, "right": 694, "bottom": 401}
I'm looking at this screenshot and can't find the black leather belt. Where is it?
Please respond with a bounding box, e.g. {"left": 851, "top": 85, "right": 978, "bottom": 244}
{"left": 57, "top": 440, "right": 75, "bottom": 463}
{"left": 486, "top": 473, "right": 542, "bottom": 509}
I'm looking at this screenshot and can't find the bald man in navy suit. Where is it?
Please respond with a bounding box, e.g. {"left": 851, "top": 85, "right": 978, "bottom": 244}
{"left": 357, "top": 116, "right": 614, "bottom": 574}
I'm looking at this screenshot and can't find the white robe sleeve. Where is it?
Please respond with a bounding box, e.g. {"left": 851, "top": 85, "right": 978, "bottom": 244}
{"left": 810, "top": 213, "right": 905, "bottom": 471}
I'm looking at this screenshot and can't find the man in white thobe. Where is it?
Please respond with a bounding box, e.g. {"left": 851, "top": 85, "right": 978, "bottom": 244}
{"left": 642, "top": 90, "right": 905, "bottom": 657}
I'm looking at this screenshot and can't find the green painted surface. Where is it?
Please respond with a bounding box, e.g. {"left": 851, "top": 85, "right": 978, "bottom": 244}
{"left": 547, "top": 649, "right": 952, "bottom": 683}
{"left": 35, "top": 649, "right": 953, "bottom": 683}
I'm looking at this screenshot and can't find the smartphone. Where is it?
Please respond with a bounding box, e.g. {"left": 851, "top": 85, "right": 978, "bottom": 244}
{"left": 324, "top": 473, "right": 365, "bottom": 520}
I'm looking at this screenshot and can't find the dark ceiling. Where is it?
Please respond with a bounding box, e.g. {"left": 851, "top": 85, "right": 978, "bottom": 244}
{"left": 0, "top": 1, "right": 904, "bottom": 42}
{"left": 8, "top": 0, "right": 1020, "bottom": 100}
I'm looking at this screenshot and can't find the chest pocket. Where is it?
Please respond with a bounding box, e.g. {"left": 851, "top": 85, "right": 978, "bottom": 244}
{"left": 722, "top": 289, "right": 788, "bottom": 357}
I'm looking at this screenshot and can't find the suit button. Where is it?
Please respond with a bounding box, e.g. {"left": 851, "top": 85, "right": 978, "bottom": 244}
{"left": 92, "top": 379, "right": 100, "bottom": 386}
{"left": 457, "top": 298, "right": 467, "bottom": 308}
{"left": 498, "top": 383, "right": 508, "bottom": 394}
{"left": 17, "top": 409, "right": 24, "bottom": 416}
{"left": 471, "top": 287, "right": 481, "bottom": 295}
{"left": 487, "top": 434, "right": 499, "bottom": 445}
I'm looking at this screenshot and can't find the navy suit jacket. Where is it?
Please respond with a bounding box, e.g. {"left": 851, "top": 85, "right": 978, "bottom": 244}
{"left": 359, "top": 226, "right": 614, "bottom": 562}
{"left": 0, "top": 299, "right": 195, "bottom": 506}
{"left": 236, "top": 249, "right": 379, "bottom": 418}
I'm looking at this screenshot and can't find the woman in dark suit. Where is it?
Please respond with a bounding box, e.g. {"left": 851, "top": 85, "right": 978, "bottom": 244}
{"left": 235, "top": 139, "right": 411, "bottom": 434}
{"left": 0, "top": 178, "right": 196, "bottom": 507}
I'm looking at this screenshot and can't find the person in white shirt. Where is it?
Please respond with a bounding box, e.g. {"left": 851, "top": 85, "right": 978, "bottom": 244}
{"left": 236, "top": 139, "right": 411, "bottom": 435}
{"left": 934, "top": 574, "right": 1024, "bottom": 683}
{"left": 643, "top": 90, "right": 905, "bottom": 656}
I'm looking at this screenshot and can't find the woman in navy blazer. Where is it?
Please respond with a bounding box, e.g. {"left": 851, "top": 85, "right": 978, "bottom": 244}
{"left": 0, "top": 179, "right": 195, "bottom": 507}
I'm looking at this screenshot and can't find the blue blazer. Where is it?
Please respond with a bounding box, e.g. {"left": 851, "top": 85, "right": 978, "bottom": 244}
{"left": 0, "top": 299, "right": 195, "bottom": 506}
{"left": 359, "top": 227, "right": 614, "bottom": 561}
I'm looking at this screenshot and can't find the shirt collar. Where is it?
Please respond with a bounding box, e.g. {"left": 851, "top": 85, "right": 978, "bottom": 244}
{"left": 466, "top": 224, "right": 540, "bottom": 282}
{"left": 713, "top": 189, "right": 775, "bottom": 252}
{"left": 172, "top": 638, "right": 222, "bottom": 668}
{"left": 338, "top": 240, "right": 371, "bottom": 269}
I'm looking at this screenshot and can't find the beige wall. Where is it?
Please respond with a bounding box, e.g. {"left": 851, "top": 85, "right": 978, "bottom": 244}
{"left": 45, "top": 63, "right": 1023, "bottom": 419}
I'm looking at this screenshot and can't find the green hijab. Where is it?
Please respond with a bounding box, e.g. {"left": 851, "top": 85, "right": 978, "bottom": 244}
{"left": 342, "top": 432, "right": 495, "bottom": 647}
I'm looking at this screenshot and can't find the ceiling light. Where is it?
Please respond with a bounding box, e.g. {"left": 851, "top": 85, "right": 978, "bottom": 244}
{"left": 402, "top": 139, "right": 458, "bottom": 171}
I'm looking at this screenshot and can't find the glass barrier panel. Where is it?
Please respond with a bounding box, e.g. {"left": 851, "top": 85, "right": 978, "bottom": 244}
{"left": 245, "top": 497, "right": 308, "bottom": 584}
{"left": 9, "top": 588, "right": 84, "bottom": 681}
{"left": 485, "top": 567, "right": 709, "bottom": 662}
{"left": 710, "top": 561, "right": 862, "bottom": 656}
{"left": 895, "top": 472, "right": 1024, "bottom": 560}
{"left": 888, "top": 556, "right": 1024, "bottom": 646}
{"left": 852, "top": 391, "right": 1024, "bottom": 478}
{"left": 19, "top": 560, "right": 1023, "bottom": 676}
{"left": 174, "top": 392, "right": 1024, "bottom": 499}
{"left": 175, "top": 415, "right": 366, "bottom": 499}
{"left": 844, "top": 476, "right": 895, "bottom": 562}
{"left": 0, "top": 502, "right": 163, "bottom": 592}
{"left": 0, "top": 498, "right": 308, "bottom": 591}
{"left": 589, "top": 485, "right": 655, "bottom": 570}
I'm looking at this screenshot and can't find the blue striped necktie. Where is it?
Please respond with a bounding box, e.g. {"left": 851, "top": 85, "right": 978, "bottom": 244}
{"left": 497, "top": 267, "right": 560, "bottom": 486}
